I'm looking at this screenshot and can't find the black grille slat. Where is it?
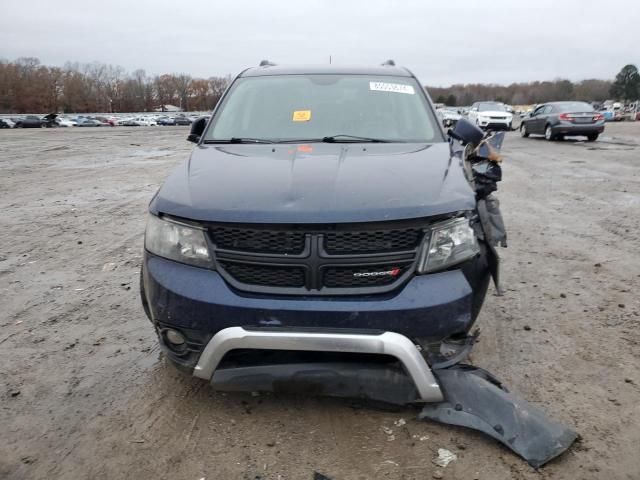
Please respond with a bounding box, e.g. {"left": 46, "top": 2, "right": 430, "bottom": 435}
{"left": 324, "top": 228, "right": 423, "bottom": 254}
{"left": 219, "top": 262, "right": 305, "bottom": 288}
{"left": 324, "top": 264, "right": 411, "bottom": 288}
{"left": 210, "top": 226, "right": 306, "bottom": 254}
{"left": 210, "top": 221, "right": 427, "bottom": 294}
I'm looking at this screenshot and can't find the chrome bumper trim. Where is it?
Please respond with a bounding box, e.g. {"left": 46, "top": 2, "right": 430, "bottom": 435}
{"left": 193, "top": 327, "right": 443, "bottom": 402}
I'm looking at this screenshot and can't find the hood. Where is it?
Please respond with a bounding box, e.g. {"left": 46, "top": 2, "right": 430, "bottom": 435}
{"left": 151, "top": 142, "right": 475, "bottom": 224}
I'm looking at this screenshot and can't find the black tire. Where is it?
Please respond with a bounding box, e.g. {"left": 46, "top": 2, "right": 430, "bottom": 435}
{"left": 544, "top": 125, "right": 555, "bottom": 141}
{"left": 587, "top": 133, "right": 598, "bottom": 142}
{"left": 520, "top": 123, "right": 529, "bottom": 137}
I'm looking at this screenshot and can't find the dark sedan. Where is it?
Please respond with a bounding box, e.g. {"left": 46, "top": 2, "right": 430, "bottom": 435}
{"left": 520, "top": 101, "right": 604, "bottom": 141}
{"left": 14, "top": 115, "right": 44, "bottom": 128}
{"left": 174, "top": 116, "right": 192, "bottom": 126}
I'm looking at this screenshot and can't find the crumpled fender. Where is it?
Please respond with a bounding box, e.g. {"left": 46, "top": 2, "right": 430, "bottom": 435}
{"left": 419, "top": 365, "right": 578, "bottom": 468}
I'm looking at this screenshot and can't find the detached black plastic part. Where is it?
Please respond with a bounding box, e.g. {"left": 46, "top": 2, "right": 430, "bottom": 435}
{"left": 449, "top": 118, "right": 485, "bottom": 146}
{"left": 420, "top": 366, "right": 578, "bottom": 468}
{"left": 211, "top": 362, "right": 419, "bottom": 405}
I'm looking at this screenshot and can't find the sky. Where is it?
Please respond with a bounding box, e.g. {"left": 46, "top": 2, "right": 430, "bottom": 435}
{"left": 1, "top": 0, "right": 638, "bottom": 86}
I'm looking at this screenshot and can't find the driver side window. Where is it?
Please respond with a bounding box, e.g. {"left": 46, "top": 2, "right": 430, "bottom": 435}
{"left": 533, "top": 106, "right": 546, "bottom": 116}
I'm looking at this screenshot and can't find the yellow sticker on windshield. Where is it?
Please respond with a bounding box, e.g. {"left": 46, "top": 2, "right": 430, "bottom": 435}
{"left": 292, "top": 110, "right": 311, "bottom": 122}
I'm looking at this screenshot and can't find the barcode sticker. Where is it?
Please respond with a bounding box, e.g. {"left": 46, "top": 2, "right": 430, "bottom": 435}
{"left": 369, "top": 82, "right": 415, "bottom": 95}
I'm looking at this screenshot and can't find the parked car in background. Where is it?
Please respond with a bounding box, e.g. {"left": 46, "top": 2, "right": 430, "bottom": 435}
{"left": 157, "top": 116, "right": 176, "bottom": 126}
{"left": 14, "top": 115, "right": 44, "bottom": 128}
{"left": 76, "top": 118, "right": 102, "bottom": 127}
{"left": 599, "top": 109, "right": 614, "bottom": 121}
{"left": 56, "top": 116, "right": 77, "bottom": 127}
{"left": 436, "top": 107, "right": 462, "bottom": 128}
{"left": 0, "top": 118, "right": 16, "bottom": 128}
{"left": 42, "top": 113, "right": 76, "bottom": 127}
{"left": 95, "top": 116, "right": 116, "bottom": 126}
{"left": 467, "top": 102, "right": 513, "bottom": 130}
{"left": 520, "top": 101, "right": 604, "bottom": 141}
{"left": 134, "top": 117, "right": 157, "bottom": 126}
{"left": 116, "top": 117, "right": 135, "bottom": 126}
{"left": 174, "top": 116, "right": 192, "bottom": 125}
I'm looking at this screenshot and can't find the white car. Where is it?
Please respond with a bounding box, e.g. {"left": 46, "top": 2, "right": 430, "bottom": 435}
{"left": 467, "top": 102, "right": 513, "bottom": 130}
{"left": 56, "top": 117, "right": 77, "bottom": 127}
{"left": 436, "top": 107, "right": 462, "bottom": 128}
{"left": 0, "top": 117, "right": 16, "bottom": 128}
{"left": 137, "top": 117, "right": 157, "bottom": 126}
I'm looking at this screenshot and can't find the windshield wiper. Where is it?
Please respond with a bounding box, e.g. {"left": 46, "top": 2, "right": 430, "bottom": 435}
{"left": 275, "top": 135, "right": 390, "bottom": 144}
{"left": 321, "top": 134, "right": 389, "bottom": 143}
{"left": 203, "top": 137, "right": 275, "bottom": 144}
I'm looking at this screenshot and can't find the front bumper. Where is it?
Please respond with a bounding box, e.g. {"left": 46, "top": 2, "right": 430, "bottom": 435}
{"left": 194, "top": 326, "right": 443, "bottom": 402}
{"left": 142, "top": 251, "right": 488, "bottom": 373}
{"left": 477, "top": 119, "right": 512, "bottom": 130}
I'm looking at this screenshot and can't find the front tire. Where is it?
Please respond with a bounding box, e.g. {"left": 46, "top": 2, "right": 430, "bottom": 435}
{"left": 520, "top": 124, "right": 529, "bottom": 137}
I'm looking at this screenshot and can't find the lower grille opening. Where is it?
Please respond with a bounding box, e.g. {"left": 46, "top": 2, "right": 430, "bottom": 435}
{"left": 219, "top": 349, "right": 399, "bottom": 369}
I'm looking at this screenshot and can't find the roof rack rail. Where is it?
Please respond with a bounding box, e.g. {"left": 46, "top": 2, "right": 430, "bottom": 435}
{"left": 381, "top": 59, "right": 396, "bottom": 66}
{"left": 259, "top": 60, "right": 277, "bottom": 67}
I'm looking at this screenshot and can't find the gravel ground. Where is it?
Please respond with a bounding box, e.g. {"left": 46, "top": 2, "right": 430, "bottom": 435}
{"left": 1, "top": 124, "right": 639, "bottom": 480}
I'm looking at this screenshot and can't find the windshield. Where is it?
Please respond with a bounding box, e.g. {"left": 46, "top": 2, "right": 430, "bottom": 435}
{"left": 205, "top": 74, "right": 441, "bottom": 143}
{"left": 478, "top": 103, "right": 506, "bottom": 112}
{"left": 555, "top": 102, "right": 594, "bottom": 113}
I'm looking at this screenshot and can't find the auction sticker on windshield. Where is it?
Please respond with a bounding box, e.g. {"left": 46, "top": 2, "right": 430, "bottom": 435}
{"left": 369, "top": 82, "right": 415, "bottom": 95}
{"left": 292, "top": 110, "right": 312, "bottom": 122}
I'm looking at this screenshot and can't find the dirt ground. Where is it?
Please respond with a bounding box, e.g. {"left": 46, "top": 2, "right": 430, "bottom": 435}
{"left": 1, "top": 123, "right": 639, "bottom": 480}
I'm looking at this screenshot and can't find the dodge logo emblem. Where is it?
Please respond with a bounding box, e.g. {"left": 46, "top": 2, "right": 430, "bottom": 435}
{"left": 353, "top": 267, "right": 401, "bottom": 278}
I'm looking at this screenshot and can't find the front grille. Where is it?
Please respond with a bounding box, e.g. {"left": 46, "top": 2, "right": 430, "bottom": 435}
{"left": 219, "top": 261, "right": 306, "bottom": 288}
{"left": 210, "top": 226, "right": 306, "bottom": 254}
{"left": 324, "top": 228, "right": 423, "bottom": 254}
{"left": 211, "top": 221, "right": 427, "bottom": 295}
{"left": 324, "top": 263, "right": 412, "bottom": 288}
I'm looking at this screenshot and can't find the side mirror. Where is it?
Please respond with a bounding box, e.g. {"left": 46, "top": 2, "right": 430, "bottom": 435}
{"left": 187, "top": 116, "right": 208, "bottom": 143}
{"left": 448, "top": 118, "right": 484, "bottom": 147}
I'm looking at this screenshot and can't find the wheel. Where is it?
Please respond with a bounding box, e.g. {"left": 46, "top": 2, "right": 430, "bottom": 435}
{"left": 520, "top": 123, "right": 529, "bottom": 137}
{"left": 544, "top": 125, "right": 555, "bottom": 141}
{"left": 587, "top": 133, "right": 598, "bottom": 142}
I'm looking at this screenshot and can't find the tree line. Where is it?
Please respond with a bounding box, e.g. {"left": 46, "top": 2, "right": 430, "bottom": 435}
{"left": 427, "top": 65, "right": 640, "bottom": 106}
{"left": 0, "top": 57, "right": 230, "bottom": 114}
{"left": 1, "top": 58, "right": 638, "bottom": 113}
{"left": 428, "top": 78, "right": 614, "bottom": 107}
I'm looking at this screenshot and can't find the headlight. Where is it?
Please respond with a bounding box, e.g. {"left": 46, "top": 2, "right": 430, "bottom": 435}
{"left": 145, "top": 214, "right": 211, "bottom": 268}
{"left": 417, "top": 217, "right": 479, "bottom": 273}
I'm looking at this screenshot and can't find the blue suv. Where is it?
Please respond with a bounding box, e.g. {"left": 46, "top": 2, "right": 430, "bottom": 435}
{"left": 140, "top": 62, "right": 493, "bottom": 404}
